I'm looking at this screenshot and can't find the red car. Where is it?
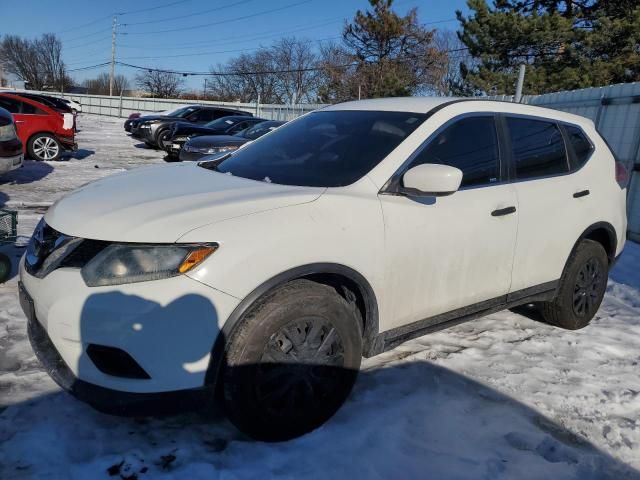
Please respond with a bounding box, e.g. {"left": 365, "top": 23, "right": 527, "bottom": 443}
{"left": 0, "top": 93, "right": 77, "bottom": 161}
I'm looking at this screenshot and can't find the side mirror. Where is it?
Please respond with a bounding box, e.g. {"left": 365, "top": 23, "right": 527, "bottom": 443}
{"left": 401, "top": 164, "right": 463, "bottom": 197}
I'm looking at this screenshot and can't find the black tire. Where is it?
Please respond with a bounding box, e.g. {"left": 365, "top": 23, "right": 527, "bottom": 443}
{"left": 221, "top": 279, "right": 362, "bottom": 441}
{"left": 0, "top": 253, "right": 11, "bottom": 283}
{"left": 27, "top": 133, "right": 62, "bottom": 161}
{"left": 156, "top": 129, "right": 172, "bottom": 150}
{"left": 539, "top": 239, "right": 608, "bottom": 330}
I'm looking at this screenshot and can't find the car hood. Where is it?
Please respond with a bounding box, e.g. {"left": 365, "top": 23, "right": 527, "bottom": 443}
{"left": 186, "top": 135, "right": 248, "bottom": 148}
{"left": 45, "top": 162, "right": 325, "bottom": 243}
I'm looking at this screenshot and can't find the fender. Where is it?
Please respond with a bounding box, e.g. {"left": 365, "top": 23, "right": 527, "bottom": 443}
{"left": 203, "top": 263, "right": 380, "bottom": 388}
{"left": 576, "top": 221, "right": 617, "bottom": 264}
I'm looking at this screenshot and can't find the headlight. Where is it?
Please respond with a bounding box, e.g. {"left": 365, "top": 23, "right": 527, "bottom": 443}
{"left": 199, "top": 145, "right": 239, "bottom": 154}
{"left": 140, "top": 124, "right": 151, "bottom": 129}
{"left": 0, "top": 124, "right": 17, "bottom": 141}
{"left": 81, "top": 243, "right": 218, "bottom": 287}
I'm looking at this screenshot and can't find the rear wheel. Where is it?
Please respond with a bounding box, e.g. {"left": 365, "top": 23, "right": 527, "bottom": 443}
{"left": 539, "top": 239, "right": 608, "bottom": 330}
{"left": 221, "top": 279, "right": 362, "bottom": 441}
{"left": 28, "top": 134, "right": 62, "bottom": 161}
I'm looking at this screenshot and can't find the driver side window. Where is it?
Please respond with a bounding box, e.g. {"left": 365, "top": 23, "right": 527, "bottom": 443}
{"left": 408, "top": 115, "right": 500, "bottom": 188}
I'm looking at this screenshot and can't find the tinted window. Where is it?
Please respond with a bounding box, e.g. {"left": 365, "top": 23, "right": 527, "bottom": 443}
{"left": 206, "top": 116, "right": 244, "bottom": 129}
{"left": 242, "top": 121, "right": 282, "bottom": 140}
{"left": 176, "top": 107, "right": 198, "bottom": 118}
{"left": 507, "top": 117, "right": 568, "bottom": 179}
{"left": 408, "top": 116, "right": 500, "bottom": 188}
{"left": 21, "top": 102, "right": 46, "bottom": 115}
{"left": 211, "top": 110, "right": 427, "bottom": 187}
{"left": 0, "top": 97, "right": 20, "bottom": 114}
{"left": 565, "top": 125, "right": 593, "bottom": 168}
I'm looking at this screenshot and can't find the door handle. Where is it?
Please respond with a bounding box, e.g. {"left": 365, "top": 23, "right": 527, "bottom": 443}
{"left": 573, "top": 189, "right": 590, "bottom": 198}
{"left": 491, "top": 206, "right": 516, "bottom": 217}
{"left": 15, "top": 120, "right": 25, "bottom": 123}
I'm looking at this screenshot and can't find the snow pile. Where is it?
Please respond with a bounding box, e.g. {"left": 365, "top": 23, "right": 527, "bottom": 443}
{"left": 1, "top": 115, "right": 639, "bottom": 479}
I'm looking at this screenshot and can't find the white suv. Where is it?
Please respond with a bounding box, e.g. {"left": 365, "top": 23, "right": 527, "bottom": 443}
{"left": 19, "top": 98, "right": 627, "bottom": 441}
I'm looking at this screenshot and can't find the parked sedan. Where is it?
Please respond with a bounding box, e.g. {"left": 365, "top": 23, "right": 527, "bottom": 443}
{"left": 179, "top": 120, "right": 285, "bottom": 162}
{"left": 0, "top": 107, "right": 23, "bottom": 174}
{"left": 166, "top": 116, "right": 266, "bottom": 158}
{"left": 134, "top": 106, "right": 252, "bottom": 149}
{"left": 0, "top": 93, "right": 76, "bottom": 161}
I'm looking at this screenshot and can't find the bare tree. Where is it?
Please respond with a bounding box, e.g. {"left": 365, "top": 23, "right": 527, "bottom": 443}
{"left": 271, "top": 38, "right": 320, "bottom": 104}
{"left": 0, "top": 34, "right": 70, "bottom": 91}
{"left": 84, "top": 73, "right": 129, "bottom": 95}
{"left": 207, "top": 38, "right": 321, "bottom": 104}
{"left": 135, "top": 70, "right": 184, "bottom": 98}
{"left": 208, "top": 48, "right": 279, "bottom": 103}
{"left": 432, "top": 30, "right": 477, "bottom": 96}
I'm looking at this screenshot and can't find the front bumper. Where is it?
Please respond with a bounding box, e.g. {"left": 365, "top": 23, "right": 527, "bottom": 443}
{"left": 58, "top": 136, "right": 78, "bottom": 152}
{"left": 24, "top": 299, "right": 210, "bottom": 415}
{"left": 0, "top": 153, "right": 23, "bottom": 173}
{"left": 19, "top": 258, "right": 240, "bottom": 395}
{"left": 166, "top": 139, "right": 187, "bottom": 157}
{"left": 179, "top": 148, "right": 207, "bottom": 162}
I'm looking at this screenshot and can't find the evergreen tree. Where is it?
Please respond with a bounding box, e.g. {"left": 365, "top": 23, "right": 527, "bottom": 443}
{"left": 457, "top": 0, "right": 640, "bottom": 95}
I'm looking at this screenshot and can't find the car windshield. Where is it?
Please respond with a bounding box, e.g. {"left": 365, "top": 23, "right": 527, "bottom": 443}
{"left": 239, "top": 121, "right": 282, "bottom": 140}
{"left": 211, "top": 110, "right": 427, "bottom": 187}
{"left": 170, "top": 106, "right": 197, "bottom": 118}
{"left": 205, "top": 116, "right": 243, "bottom": 129}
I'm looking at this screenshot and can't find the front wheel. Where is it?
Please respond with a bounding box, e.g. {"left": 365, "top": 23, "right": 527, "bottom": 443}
{"left": 156, "top": 129, "right": 172, "bottom": 150}
{"left": 28, "top": 134, "right": 62, "bottom": 161}
{"left": 221, "top": 279, "right": 362, "bottom": 441}
{"left": 539, "top": 239, "right": 608, "bottom": 330}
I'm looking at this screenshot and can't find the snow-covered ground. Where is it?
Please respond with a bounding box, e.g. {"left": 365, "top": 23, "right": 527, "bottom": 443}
{"left": 1, "top": 114, "right": 640, "bottom": 479}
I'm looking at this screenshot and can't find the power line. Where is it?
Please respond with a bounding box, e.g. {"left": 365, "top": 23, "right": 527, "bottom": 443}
{"left": 116, "top": 36, "right": 341, "bottom": 60}
{"left": 62, "top": 27, "right": 112, "bottom": 43}
{"left": 121, "top": 0, "right": 313, "bottom": 35}
{"left": 118, "top": 17, "right": 345, "bottom": 50}
{"left": 122, "top": 0, "right": 259, "bottom": 26}
{"left": 115, "top": 0, "right": 194, "bottom": 16}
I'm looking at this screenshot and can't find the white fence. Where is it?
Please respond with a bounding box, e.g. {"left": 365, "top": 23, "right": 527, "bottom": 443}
{"left": 3, "top": 89, "right": 325, "bottom": 122}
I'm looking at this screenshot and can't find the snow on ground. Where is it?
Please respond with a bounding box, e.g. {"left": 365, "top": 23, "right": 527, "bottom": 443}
{"left": 1, "top": 114, "right": 640, "bottom": 479}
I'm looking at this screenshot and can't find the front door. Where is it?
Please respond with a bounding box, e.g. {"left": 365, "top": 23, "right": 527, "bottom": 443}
{"left": 379, "top": 115, "right": 519, "bottom": 330}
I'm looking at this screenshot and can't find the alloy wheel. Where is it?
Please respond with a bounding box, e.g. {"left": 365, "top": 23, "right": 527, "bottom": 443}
{"left": 572, "top": 257, "right": 604, "bottom": 317}
{"left": 32, "top": 137, "right": 59, "bottom": 160}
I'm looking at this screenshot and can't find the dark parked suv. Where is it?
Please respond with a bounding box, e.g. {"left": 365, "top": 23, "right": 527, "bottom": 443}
{"left": 132, "top": 105, "right": 252, "bottom": 149}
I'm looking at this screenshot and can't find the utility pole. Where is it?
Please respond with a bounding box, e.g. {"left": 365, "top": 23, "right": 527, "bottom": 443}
{"left": 514, "top": 64, "right": 526, "bottom": 103}
{"left": 203, "top": 78, "right": 208, "bottom": 99}
{"left": 109, "top": 16, "right": 118, "bottom": 97}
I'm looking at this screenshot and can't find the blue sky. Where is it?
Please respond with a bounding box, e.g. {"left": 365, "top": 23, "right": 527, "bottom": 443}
{"left": 1, "top": 0, "right": 470, "bottom": 89}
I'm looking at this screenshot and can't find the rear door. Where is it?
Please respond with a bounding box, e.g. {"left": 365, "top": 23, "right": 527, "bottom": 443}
{"left": 504, "top": 115, "right": 592, "bottom": 293}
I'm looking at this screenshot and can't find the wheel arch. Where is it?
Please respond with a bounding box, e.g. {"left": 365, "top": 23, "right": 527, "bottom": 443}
{"left": 577, "top": 221, "right": 618, "bottom": 265}
{"left": 203, "top": 263, "right": 380, "bottom": 389}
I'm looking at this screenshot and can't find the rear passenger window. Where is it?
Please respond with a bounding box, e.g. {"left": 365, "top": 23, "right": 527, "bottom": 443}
{"left": 0, "top": 98, "right": 20, "bottom": 114}
{"left": 20, "top": 102, "right": 44, "bottom": 115}
{"left": 565, "top": 125, "right": 593, "bottom": 168}
{"left": 409, "top": 116, "right": 500, "bottom": 188}
{"left": 507, "top": 117, "right": 568, "bottom": 179}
